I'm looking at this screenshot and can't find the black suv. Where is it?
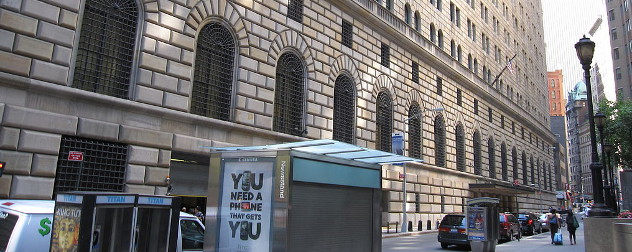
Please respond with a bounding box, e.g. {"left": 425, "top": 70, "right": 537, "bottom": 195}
{"left": 437, "top": 214, "right": 469, "bottom": 249}
{"left": 517, "top": 213, "right": 542, "bottom": 235}
{"left": 499, "top": 213, "right": 521, "bottom": 241}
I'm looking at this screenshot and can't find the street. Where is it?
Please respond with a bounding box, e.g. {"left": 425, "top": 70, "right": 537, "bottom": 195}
{"left": 383, "top": 219, "right": 584, "bottom": 252}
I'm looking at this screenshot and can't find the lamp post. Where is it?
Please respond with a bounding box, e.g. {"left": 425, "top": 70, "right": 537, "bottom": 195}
{"left": 604, "top": 143, "right": 618, "bottom": 213}
{"left": 595, "top": 112, "right": 615, "bottom": 211}
{"left": 574, "top": 36, "right": 612, "bottom": 216}
{"left": 400, "top": 107, "right": 444, "bottom": 232}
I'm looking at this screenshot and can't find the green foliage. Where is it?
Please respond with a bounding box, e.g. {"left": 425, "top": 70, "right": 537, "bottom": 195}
{"left": 599, "top": 99, "right": 632, "bottom": 169}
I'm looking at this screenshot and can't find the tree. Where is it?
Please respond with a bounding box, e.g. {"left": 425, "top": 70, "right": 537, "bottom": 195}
{"left": 599, "top": 99, "right": 632, "bottom": 169}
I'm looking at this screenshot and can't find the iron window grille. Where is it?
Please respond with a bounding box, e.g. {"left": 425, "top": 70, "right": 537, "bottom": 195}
{"left": 530, "top": 156, "right": 534, "bottom": 184}
{"left": 512, "top": 121, "right": 515, "bottom": 134}
{"left": 342, "top": 19, "right": 353, "bottom": 48}
{"left": 412, "top": 62, "right": 419, "bottom": 83}
{"left": 430, "top": 24, "right": 436, "bottom": 42}
{"left": 522, "top": 152, "right": 528, "bottom": 185}
{"left": 474, "top": 99, "right": 479, "bottom": 114}
{"left": 488, "top": 107, "right": 493, "bottom": 122}
{"left": 501, "top": 143, "right": 508, "bottom": 181}
{"left": 381, "top": 43, "right": 390, "bottom": 68}
{"left": 456, "top": 123, "right": 465, "bottom": 172}
{"left": 73, "top": 0, "right": 138, "bottom": 99}
{"left": 438, "top": 30, "right": 444, "bottom": 49}
{"left": 288, "top": 0, "right": 303, "bottom": 23}
{"left": 434, "top": 114, "right": 446, "bottom": 167}
{"left": 55, "top": 136, "right": 127, "bottom": 193}
{"left": 408, "top": 104, "right": 422, "bottom": 159}
{"left": 274, "top": 52, "right": 305, "bottom": 136}
{"left": 501, "top": 115, "right": 505, "bottom": 128}
{"left": 436, "top": 77, "right": 443, "bottom": 96}
{"left": 474, "top": 131, "right": 482, "bottom": 175}
{"left": 488, "top": 138, "right": 495, "bottom": 179}
{"left": 376, "top": 91, "right": 393, "bottom": 152}
{"left": 333, "top": 74, "right": 355, "bottom": 144}
{"left": 191, "top": 23, "right": 235, "bottom": 121}
{"left": 457, "top": 89, "right": 462, "bottom": 106}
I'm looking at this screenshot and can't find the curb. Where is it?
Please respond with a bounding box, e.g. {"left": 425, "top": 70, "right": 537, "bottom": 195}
{"left": 382, "top": 230, "right": 438, "bottom": 239}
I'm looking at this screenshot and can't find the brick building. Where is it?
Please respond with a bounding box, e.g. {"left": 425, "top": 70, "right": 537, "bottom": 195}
{"left": 0, "top": 0, "right": 556, "bottom": 229}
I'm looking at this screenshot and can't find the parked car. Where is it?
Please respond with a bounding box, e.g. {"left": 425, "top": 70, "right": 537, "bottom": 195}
{"left": 438, "top": 214, "right": 469, "bottom": 249}
{"left": 539, "top": 213, "right": 550, "bottom": 232}
{"left": 0, "top": 200, "right": 204, "bottom": 252}
{"left": 517, "top": 213, "right": 542, "bottom": 235}
{"left": 499, "top": 213, "right": 521, "bottom": 241}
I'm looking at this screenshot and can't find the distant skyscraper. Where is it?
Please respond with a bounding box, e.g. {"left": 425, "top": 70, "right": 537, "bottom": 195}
{"left": 605, "top": 0, "right": 632, "bottom": 100}
{"left": 548, "top": 70, "right": 570, "bottom": 197}
{"left": 548, "top": 70, "right": 566, "bottom": 116}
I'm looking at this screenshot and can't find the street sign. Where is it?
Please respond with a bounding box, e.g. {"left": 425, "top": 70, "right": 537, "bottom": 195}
{"left": 513, "top": 179, "right": 520, "bottom": 185}
{"left": 68, "top": 151, "right": 84, "bottom": 161}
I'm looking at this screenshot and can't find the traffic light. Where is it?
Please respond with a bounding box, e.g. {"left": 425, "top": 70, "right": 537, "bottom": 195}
{"left": 0, "top": 161, "right": 5, "bottom": 177}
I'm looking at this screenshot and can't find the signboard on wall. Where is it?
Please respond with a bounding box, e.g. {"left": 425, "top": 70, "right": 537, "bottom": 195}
{"left": 218, "top": 158, "right": 274, "bottom": 252}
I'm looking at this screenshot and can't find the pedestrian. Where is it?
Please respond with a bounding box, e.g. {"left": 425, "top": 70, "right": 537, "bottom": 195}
{"left": 566, "top": 211, "right": 579, "bottom": 245}
{"left": 194, "top": 206, "right": 205, "bottom": 222}
{"left": 547, "top": 209, "right": 561, "bottom": 244}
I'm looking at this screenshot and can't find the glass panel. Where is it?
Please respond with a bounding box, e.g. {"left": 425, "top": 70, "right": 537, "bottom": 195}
{"left": 0, "top": 211, "right": 19, "bottom": 251}
{"left": 181, "top": 219, "right": 205, "bottom": 250}
{"left": 136, "top": 208, "right": 171, "bottom": 252}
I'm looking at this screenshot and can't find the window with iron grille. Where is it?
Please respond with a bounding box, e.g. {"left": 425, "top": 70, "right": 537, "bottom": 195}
{"left": 73, "top": 0, "right": 138, "bottom": 99}
{"left": 530, "top": 155, "right": 534, "bottom": 184}
{"left": 438, "top": 30, "right": 444, "bottom": 49}
{"left": 408, "top": 104, "right": 422, "bottom": 158}
{"left": 435, "top": 114, "right": 446, "bottom": 167}
{"left": 430, "top": 24, "right": 436, "bottom": 42}
{"left": 436, "top": 77, "right": 443, "bottom": 96}
{"left": 55, "top": 136, "right": 127, "bottom": 193}
{"left": 386, "top": 0, "right": 393, "bottom": 10}
{"left": 512, "top": 147, "right": 518, "bottom": 181}
{"left": 191, "top": 23, "right": 235, "bottom": 120}
{"left": 501, "top": 143, "right": 507, "bottom": 181}
{"left": 474, "top": 99, "right": 478, "bottom": 115}
{"left": 457, "top": 89, "right": 462, "bottom": 106}
{"left": 488, "top": 107, "right": 493, "bottom": 122}
{"left": 415, "top": 193, "right": 420, "bottom": 213}
{"left": 501, "top": 115, "right": 505, "bottom": 128}
{"left": 521, "top": 127, "right": 525, "bottom": 139}
{"left": 333, "top": 74, "right": 355, "bottom": 144}
{"left": 381, "top": 43, "right": 390, "bottom": 68}
{"left": 456, "top": 123, "right": 465, "bottom": 172}
{"left": 376, "top": 91, "right": 393, "bottom": 152}
{"left": 412, "top": 61, "right": 419, "bottom": 83}
{"left": 522, "top": 152, "right": 528, "bottom": 185}
{"left": 512, "top": 121, "right": 515, "bottom": 134}
{"left": 342, "top": 19, "right": 353, "bottom": 48}
{"left": 288, "top": 0, "right": 303, "bottom": 23}
{"left": 274, "top": 52, "right": 305, "bottom": 136}
{"left": 474, "top": 131, "right": 482, "bottom": 175}
{"left": 488, "top": 138, "right": 495, "bottom": 179}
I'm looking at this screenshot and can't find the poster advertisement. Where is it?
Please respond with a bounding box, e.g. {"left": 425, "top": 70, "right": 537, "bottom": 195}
{"left": 50, "top": 205, "right": 81, "bottom": 252}
{"left": 467, "top": 207, "right": 487, "bottom": 241}
{"left": 218, "top": 158, "right": 273, "bottom": 252}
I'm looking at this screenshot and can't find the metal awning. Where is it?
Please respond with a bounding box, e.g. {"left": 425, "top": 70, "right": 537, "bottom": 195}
{"left": 203, "top": 139, "right": 423, "bottom": 165}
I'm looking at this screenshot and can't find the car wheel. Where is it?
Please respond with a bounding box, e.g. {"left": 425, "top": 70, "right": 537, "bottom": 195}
{"left": 530, "top": 226, "right": 535, "bottom": 235}
{"left": 539, "top": 226, "right": 542, "bottom": 234}
{"left": 441, "top": 243, "right": 448, "bottom": 249}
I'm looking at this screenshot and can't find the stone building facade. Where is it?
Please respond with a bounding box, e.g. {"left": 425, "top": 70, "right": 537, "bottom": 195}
{"left": 0, "top": 0, "right": 556, "bottom": 229}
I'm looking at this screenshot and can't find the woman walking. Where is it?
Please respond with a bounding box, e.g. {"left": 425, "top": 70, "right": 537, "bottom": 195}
{"left": 547, "top": 209, "right": 561, "bottom": 244}
{"left": 566, "top": 211, "right": 579, "bottom": 245}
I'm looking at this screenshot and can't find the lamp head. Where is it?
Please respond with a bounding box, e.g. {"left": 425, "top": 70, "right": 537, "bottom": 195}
{"left": 594, "top": 111, "right": 606, "bottom": 128}
{"left": 575, "top": 36, "right": 595, "bottom": 67}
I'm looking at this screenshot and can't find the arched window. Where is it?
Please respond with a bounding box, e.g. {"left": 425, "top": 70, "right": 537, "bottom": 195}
{"left": 438, "top": 30, "right": 444, "bottom": 49}
{"left": 488, "top": 137, "right": 495, "bottom": 179}
{"left": 450, "top": 40, "right": 456, "bottom": 57}
{"left": 512, "top": 147, "right": 518, "bottom": 181}
{"left": 386, "top": 0, "right": 393, "bottom": 10}
{"left": 435, "top": 114, "right": 446, "bottom": 167}
{"left": 522, "top": 151, "right": 528, "bottom": 185}
{"left": 483, "top": 65, "right": 487, "bottom": 80}
{"left": 414, "top": 11, "right": 421, "bottom": 31}
{"left": 191, "top": 23, "right": 236, "bottom": 120}
{"left": 333, "top": 74, "right": 355, "bottom": 143}
{"left": 73, "top": 0, "right": 139, "bottom": 99}
{"left": 405, "top": 4, "right": 411, "bottom": 24}
{"left": 408, "top": 103, "right": 422, "bottom": 158}
{"left": 474, "top": 131, "right": 482, "bottom": 175}
{"left": 457, "top": 45, "right": 462, "bottom": 62}
{"left": 274, "top": 52, "right": 305, "bottom": 136}
{"left": 474, "top": 59, "right": 479, "bottom": 74}
{"left": 376, "top": 91, "right": 393, "bottom": 152}
{"left": 456, "top": 123, "right": 465, "bottom": 172}
{"left": 501, "top": 142, "right": 508, "bottom": 181}
{"left": 530, "top": 155, "right": 534, "bottom": 184}
{"left": 468, "top": 54, "right": 472, "bottom": 69}
{"left": 430, "top": 23, "right": 436, "bottom": 42}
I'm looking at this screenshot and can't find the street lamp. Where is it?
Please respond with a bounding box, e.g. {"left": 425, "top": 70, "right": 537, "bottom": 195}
{"left": 595, "top": 112, "right": 615, "bottom": 211}
{"left": 604, "top": 143, "right": 618, "bottom": 213}
{"left": 401, "top": 107, "right": 444, "bottom": 232}
{"left": 574, "top": 36, "right": 612, "bottom": 216}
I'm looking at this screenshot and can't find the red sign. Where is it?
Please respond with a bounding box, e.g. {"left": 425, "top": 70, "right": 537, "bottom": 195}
{"left": 399, "top": 174, "right": 405, "bottom": 179}
{"left": 513, "top": 179, "right": 520, "bottom": 186}
{"left": 67, "top": 151, "right": 84, "bottom": 161}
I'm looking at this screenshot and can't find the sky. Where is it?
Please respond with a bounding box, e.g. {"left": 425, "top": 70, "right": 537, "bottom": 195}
{"left": 542, "top": 0, "right": 616, "bottom": 101}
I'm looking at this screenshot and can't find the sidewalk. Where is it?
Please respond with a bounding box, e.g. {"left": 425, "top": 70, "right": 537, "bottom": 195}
{"left": 495, "top": 223, "right": 584, "bottom": 252}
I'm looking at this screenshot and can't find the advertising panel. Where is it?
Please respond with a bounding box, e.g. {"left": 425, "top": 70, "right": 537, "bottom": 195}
{"left": 467, "top": 207, "right": 487, "bottom": 241}
{"left": 50, "top": 205, "right": 81, "bottom": 252}
{"left": 218, "top": 158, "right": 274, "bottom": 252}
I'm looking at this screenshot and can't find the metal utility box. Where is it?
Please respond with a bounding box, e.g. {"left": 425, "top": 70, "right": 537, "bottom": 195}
{"left": 205, "top": 140, "right": 418, "bottom": 252}
{"left": 467, "top": 197, "right": 500, "bottom": 252}
{"left": 50, "top": 192, "right": 181, "bottom": 252}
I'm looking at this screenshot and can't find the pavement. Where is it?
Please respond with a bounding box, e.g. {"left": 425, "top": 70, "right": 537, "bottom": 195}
{"left": 382, "top": 221, "right": 585, "bottom": 252}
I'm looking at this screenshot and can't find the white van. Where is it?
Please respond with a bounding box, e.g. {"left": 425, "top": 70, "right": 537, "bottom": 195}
{"left": 0, "top": 200, "right": 204, "bottom": 252}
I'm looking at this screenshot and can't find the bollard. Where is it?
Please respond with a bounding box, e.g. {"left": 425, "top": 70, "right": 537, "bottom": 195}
{"left": 427, "top": 220, "right": 431, "bottom": 230}
{"left": 418, "top": 220, "right": 423, "bottom": 231}
{"left": 408, "top": 221, "right": 413, "bottom": 231}
{"left": 395, "top": 221, "right": 399, "bottom": 233}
